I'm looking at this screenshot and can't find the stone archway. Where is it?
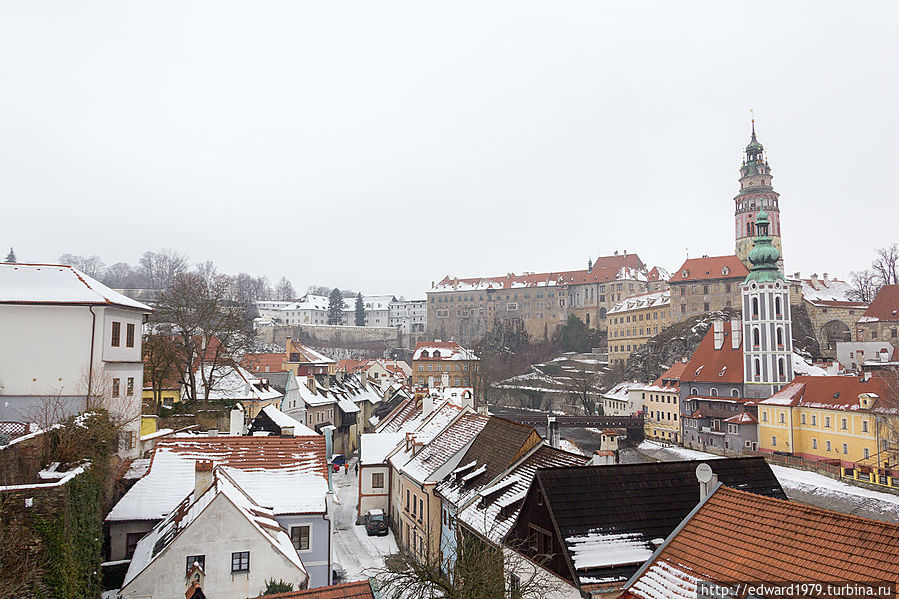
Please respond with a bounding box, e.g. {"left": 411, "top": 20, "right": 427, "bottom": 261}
{"left": 821, "top": 319, "right": 851, "bottom": 351}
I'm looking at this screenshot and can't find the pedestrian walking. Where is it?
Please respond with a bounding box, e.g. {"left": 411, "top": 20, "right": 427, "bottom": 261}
{"left": 354, "top": 463, "right": 358, "bottom": 476}
{"left": 344, "top": 462, "right": 349, "bottom": 474}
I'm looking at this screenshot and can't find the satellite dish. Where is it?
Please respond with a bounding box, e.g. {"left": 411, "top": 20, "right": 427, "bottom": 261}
{"left": 695, "top": 463, "right": 714, "bottom": 484}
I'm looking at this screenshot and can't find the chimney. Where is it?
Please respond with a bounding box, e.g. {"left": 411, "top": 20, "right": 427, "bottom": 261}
{"left": 810, "top": 273, "right": 818, "bottom": 287}
{"left": 713, "top": 320, "right": 724, "bottom": 350}
{"left": 881, "top": 348, "right": 891, "bottom": 363}
{"left": 285, "top": 336, "right": 292, "bottom": 356}
{"left": 195, "top": 460, "right": 214, "bottom": 498}
{"left": 614, "top": 250, "right": 619, "bottom": 256}
{"left": 229, "top": 403, "right": 244, "bottom": 436}
{"left": 423, "top": 392, "right": 434, "bottom": 416}
{"left": 307, "top": 375, "right": 316, "bottom": 394}
{"left": 730, "top": 318, "right": 742, "bottom": 349}
{"left": 823, "top": 273, "right": 829, "bottom": 285}
{"left": 547, "top": 415, "right": 560, "bottom": 449}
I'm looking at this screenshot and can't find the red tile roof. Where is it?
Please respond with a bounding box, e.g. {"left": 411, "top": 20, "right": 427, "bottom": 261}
{"left": 625, "top": 485, "right": 899, "bottom": 599}
{"left": 670, "top": 255, "right": 749, "bottom": 282}
{"left": 149, "top": 436, "right": 328, "bottom": 479}
{"left": 862, "top": 284, "right": 899, "bottom": 322}
{"left": 240, "top": 352, "right": 287, "bottom": 373}
{"left": 654, "top": 361, "right": 688, "bottom": 386}
{"left": 680, "top": 326, "right": 744, "bottom": 384}
{"left": 336, "top": 359, "right": 368, "bottom": 373}
{"left": 759, "top": 375, "right": 891, "bottom": 411}
{"left": 250, "top": 581, "right": 374, "bottom": 599}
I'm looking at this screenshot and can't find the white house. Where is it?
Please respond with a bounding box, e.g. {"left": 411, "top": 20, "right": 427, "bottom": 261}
{"left": 119, "top": 464, "right": 309, "bottom": 599}
{"left": 389, "top": 299, "right": 427, "bottom": 333}
{"left": 601, "top": 381, "right": 644, "bottom": 416}
{"left": 0, "top": 263, "right": 152, "bottom": 456}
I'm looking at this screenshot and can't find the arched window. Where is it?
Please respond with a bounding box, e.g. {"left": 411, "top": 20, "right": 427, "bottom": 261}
{"left": 778, "top": 358, "right": 786, "bottom": 380}
{"left": 752, "top": 297, "right": 759, "bottom": 318}
{"left": 776, "top": 327, "right": 784, "bottom": 347}
{"left": 775, "top": 296, "right": 782, "bottom": 317}
{"left": 754, "top": 359, "right": 761, "bottom": 377}
{"left": 731, "top": 389, "right": 740, "bottom": 398}
{"left": 586, "top": 313, "right": 590, "bottom": 326}
{"left": 710, "top": 388, "right": 718, "bottom": 397}
{"left": 753, "top": 327, "right": 761, "bottom": 347}
{"left": 690, "top": 387, "right": 698, "bottom": 396}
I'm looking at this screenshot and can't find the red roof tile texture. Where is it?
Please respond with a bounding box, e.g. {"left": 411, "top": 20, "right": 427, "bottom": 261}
{"left": 670, "top": 255, "right": 749, "bottom": 282}
{"left": 681, "top": 326, "right": 744, "bottom": 384}
{"left": 150, "top": 436, "right": 328, "bottom": 479}
{"left": 628, "top": 485, "right": 899, "bottom": 598}
{"left": 241, "top": 352, "right": 287, "bottom": 373}
{"left": 655, "top": 361, "right": 689, "bottom": 386}
{"left": 761, "top": 375, "right": 891, "bottom": 410}
{"left": 250, "top": 580, "right": 374, "bottom": 599}
{"left": 863, "top": 284, "right": 899, "bottom": 321}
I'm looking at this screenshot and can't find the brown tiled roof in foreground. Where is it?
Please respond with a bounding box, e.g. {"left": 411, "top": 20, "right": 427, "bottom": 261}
{"left": 625, "top": 485, "right": 899, "bottom": 599}
{"left": 249, "top": 580, "right": 374, "bottom": 598}
{"left": 150, "top": 436, "right": 328, "bottom": 479}
{"left": 863, "top": 284, "right": 899, "bottom": 322}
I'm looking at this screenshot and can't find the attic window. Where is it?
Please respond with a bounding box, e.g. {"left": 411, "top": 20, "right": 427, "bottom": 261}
{"left": 833, "top": 392, "right": 840, "bottom": 399}
{"left": 722, "top": 266, "right": 730, "bottom": 275}
{"left": 682, "top": 271, "right": 689, "bottom": 278}
{"left": 433, "top": 350, "right": 441, "bottom": 358}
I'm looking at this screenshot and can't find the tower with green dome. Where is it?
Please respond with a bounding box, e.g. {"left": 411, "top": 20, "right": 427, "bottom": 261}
{"left": 734, "top": 120, "right": 783, "bottom": 270}
{"left": 741, "top": 210, "right": 793, "bottom": 400}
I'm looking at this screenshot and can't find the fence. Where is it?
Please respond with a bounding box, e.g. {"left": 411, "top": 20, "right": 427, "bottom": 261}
{"left": 745, "top": 450, "right": 898, "bottom": 493}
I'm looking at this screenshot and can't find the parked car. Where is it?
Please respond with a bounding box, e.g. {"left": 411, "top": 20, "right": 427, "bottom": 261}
{"left": 364, "top": 508, "right": 388, "bottom": 536}
{"left": 331, "top": 454, "right": 346, "bottom": 472}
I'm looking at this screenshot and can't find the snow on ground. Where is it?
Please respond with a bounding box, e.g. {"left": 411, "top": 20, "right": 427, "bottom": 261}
{"left": 331, "top": 456, "right": 398, "bottom": 582}
{"left": 637, "top": 440, "right": 899, "bottom": 522}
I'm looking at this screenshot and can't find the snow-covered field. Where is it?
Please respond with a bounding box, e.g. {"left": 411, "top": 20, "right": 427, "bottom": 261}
{"left": 331, "top": 457, "right": 398, "bottom": 582}
{"left": 637, "top": 440, "right": 899, "bottom": 522}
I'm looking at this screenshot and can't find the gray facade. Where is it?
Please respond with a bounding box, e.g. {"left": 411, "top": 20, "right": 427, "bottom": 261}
{"left": 275, "top": 513, "right": 331, "bottom": 587}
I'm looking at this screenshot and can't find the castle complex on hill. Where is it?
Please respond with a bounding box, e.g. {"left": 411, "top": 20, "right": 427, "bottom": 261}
{"left": 428, "top": 123, "right": 868, "bottom": 359}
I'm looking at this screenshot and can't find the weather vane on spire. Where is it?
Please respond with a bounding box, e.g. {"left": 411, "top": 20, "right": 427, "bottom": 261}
{"left": 750, "top": 108, "right": 756, "bottom": 137}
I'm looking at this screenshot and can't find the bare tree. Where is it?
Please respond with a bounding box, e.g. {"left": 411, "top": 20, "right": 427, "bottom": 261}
{"left": 155, "top": 271, "right": 254, "bottom": 401}
{"left": 872, "top": 243, "right": 899, "bottom": 286}
{"left": 143, "top": 334, "right": 181, "bottom": 406}
{"left": 103, "top": 262, "right": 141, "bottom": 288}
{"left": 276, "top": 277, "right": 296, "bottom": 301}
{"left": 138, "top": 249, "right": 188, "bottom": 289}
{"left": 372, "top": 526, "right": 562, "bottom": 599}
{"left": 58, "top": 253, "right": 106, "bottom": 279}
{"left": 849, "top": 269, "right": 880, "bottom": 303}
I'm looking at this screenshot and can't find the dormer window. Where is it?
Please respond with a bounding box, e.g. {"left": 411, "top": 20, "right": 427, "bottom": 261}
{"left": 433, "top": 350, "right": 441, "bottom": 358}
{"left": 722, "top": 266, "right": 730, "bottom": 276}
{"left": 420, "top": 350, "right": 429, "bottom": 358}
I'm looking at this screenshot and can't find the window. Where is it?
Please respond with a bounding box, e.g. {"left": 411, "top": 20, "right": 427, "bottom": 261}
{"left": 125, "top": 533, "right": 144, "bottom": 559}
{"left": 510, "top": 573, "right": 522, "bottom": 598}
{"left": 126, "top": 323, "right": 135, "bottom": 348}
{"left": 864, "top": 448, "right": 870, "bottom": 459}
{"left": 812, "top": 438, "right": 817, "bottom": 449}
{"left": 406, "top": 489, "right": 410, "bottom": 511}
{"left": 801, "top": 414, "right": 806, "bottom": 425}
{"left": 419, "top": 498, "right": 424, "bottom": 520}
{"left": 842, "top": 443, "right": 848, "bottom": 455}
{"left": 112, "top": 378, "right": 120, "bottom": 398}
{"left": 825, "top": 417, "right": 831, "bottom": 429}
{"left": 841, "top": 418, "right": 847, "bottom": 431}
{"left": 826, "top": 441, "right": 832, "bottom": 451}
{"left": 291, "top": 525, "right": 311, "bottom": 551}
{"left": 771, "top": 436, "right": 776, "bottom": 447}
{"left": 127, "top": 377, "right": 134, "bottom": 396}
{"left": 111, "top": 321, "right": 121, "bottom": 347}
{"left": 811, "top": 414, "right": 817, "bottom": 426}
{"left": 762, "top": 411, "right": 768, "bottom": 423}
{"left": 186, "top": 554, "right": 205, "bottom": 574}
{"left": 778, "top": 413, "right": 785, "bottom": 424}
{"left": 862, "top": 420, "right": 869, "bottom": 433}
{"left": 372, "top": 472, "right": 384, "bottom": 488}
{"left": 231, "top": 551, "right": 250, "bottom": 573}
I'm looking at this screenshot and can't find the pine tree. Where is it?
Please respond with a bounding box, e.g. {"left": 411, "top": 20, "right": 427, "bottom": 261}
{"left": 4, "top": 247, "right": 16, "bottom": 263}
{"left": 327, "top": 288, "right": 344, "bottom": 325}
{"left": 354, "top": 292, "right": 365, "bottom": 326}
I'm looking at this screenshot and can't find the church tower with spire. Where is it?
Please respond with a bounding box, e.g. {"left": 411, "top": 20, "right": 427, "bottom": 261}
{"left": 734, "top": 120, "right": 783, "bottom": 269}
{"left": 742, "top": 210, "right": 793, "bottom": 399}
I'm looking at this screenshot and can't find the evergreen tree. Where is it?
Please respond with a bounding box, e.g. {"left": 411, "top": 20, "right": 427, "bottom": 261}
{"left": 354, "top": 292, "right": 365, "bottom": 326}
{"left": 328, "top": 288, "right": 344, "bottom": 325}
{"left": 4, "top": 247, "right": 16, "bottom": 263}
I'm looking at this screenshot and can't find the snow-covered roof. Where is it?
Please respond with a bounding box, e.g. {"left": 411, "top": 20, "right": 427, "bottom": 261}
{"left": 413, "top": 341, "right": 479, "bottom": 361}
{"left": 791, "top": 352, "right": 828, "bottom": 376}
{"left": 122, "top": 467, "right": 306, "bottom": 590}
{"left": 107, "top": 436, "right": 328, "bottom": 522}
{"left": 566, "top": 530, "right": 655, "bottom": 571}
{"left": 603, "top": 381, "right": 642, "bottom": 401}
{"left": 260, "top": 405, "right": 318, "bottom": 436}
{"left": 0, "top": 263, "right": 152, "bottom": 311}
{"left": 360, "top": 433, "right": 405, "bottom": 465}
{"left": 608, "top": 290, "right": 670, "bottom": 315}
{"left": 400, "top": 414, "right": 489, "bottom": 483}
{"left": 796, "top": 276, "right": 865, "bottom": 307}
{"left": 196, "top": 364, "right": 283, "bottom": 402}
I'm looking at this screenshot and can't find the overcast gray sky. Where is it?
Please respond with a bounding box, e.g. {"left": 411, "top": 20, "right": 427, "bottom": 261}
{"left": 1, "top": 1, "right": 897, "bottom": 298}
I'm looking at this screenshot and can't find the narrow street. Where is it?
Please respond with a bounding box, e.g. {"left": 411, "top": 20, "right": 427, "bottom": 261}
{"left": 330, "top": 456, "right": 398, "bottom": 583}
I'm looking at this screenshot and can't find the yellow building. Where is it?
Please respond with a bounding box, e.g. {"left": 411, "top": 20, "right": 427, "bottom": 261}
{"left": 757, "top": 375, "right": 894, "bottom": 474}
{"left": 641, "top": 361, "right": 687, "bottom": 442}
{"left": 607, "top": 290, "right": 670, "bottom": 365}
{"left": 411, "top": 341, "right": 480, "bottom": 390}
{"left": 142, "top": 385, "right": 181, "bottom": 407}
